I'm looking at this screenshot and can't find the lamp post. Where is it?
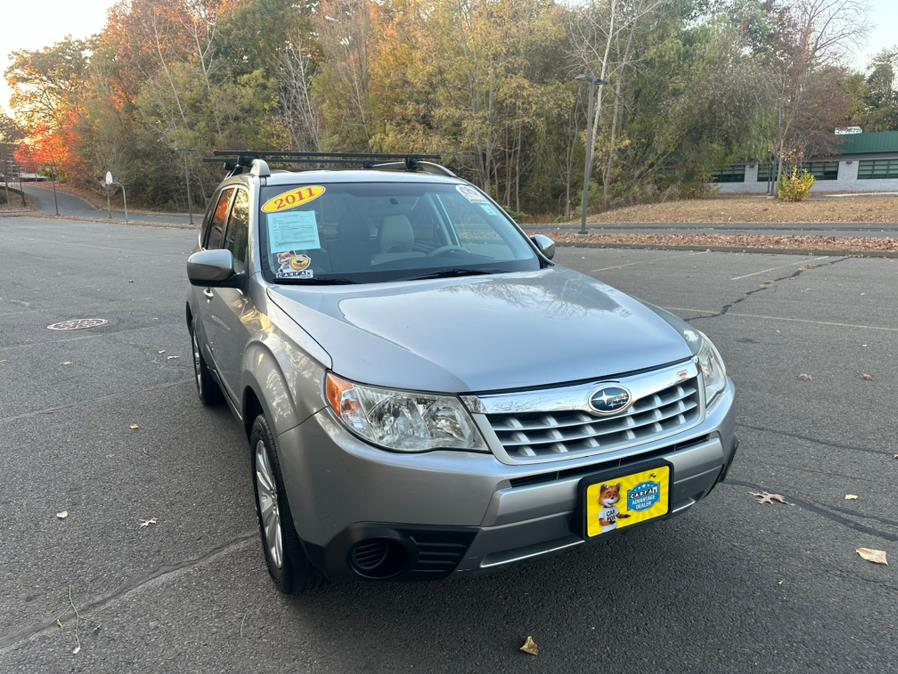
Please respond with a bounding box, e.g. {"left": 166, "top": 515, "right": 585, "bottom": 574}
{"left": 175, "top": 148, "right": 194, "bottom": 225}
{"left": 575, "top": 74, "right": 608, "bottom": 235}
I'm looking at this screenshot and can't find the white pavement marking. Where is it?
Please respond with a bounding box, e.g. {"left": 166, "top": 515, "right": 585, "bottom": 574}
{"left": 590, "top": 249, "right": 709, "bottom": 272}
{"left": 729, "top": 256, "right": 829, "bottom": 280}
{"left": 665, "top": 306, "right": 898, "bottom": 332}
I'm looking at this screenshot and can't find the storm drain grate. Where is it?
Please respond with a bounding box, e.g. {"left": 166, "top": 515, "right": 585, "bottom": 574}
{"left": 47, "top": 318, "right": 109, "bottom": 331}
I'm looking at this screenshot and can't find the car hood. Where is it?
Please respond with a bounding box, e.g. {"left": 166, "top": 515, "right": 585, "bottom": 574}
{"left": 268, "top": 267, "right": 694, "bottom": 393}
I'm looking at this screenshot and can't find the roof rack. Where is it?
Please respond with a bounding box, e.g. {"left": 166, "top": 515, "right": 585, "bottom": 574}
{"left": 206, "top": 150, "right": 454, "bottom": 178}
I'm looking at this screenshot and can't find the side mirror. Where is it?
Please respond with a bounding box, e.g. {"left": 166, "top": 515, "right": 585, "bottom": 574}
{"left": 530, "top": 234, "right": 555, "bottom": 260}
{"left": 187, "top": 249, "right": 239, "bottom": 287}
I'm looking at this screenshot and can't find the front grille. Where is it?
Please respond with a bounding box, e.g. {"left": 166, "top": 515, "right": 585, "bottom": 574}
{"left": 486, "top": 377, "right": 701, "bottom": 461}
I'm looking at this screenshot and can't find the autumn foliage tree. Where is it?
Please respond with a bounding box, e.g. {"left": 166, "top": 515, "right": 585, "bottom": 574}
{"left": 3, "top": 0, "right": 882, "bottom": 214}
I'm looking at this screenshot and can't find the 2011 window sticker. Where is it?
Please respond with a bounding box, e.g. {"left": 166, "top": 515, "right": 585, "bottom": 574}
{"left": 261, "top": 185, "right": 326, "bottom": 213}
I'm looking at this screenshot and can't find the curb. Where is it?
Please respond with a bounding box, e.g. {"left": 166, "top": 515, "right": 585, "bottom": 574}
{"left": 552, "top": 240, "right": 898, "bottom": 258}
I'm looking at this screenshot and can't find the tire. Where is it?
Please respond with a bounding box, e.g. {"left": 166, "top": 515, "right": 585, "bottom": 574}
{"left": 190, "top": 321, "right": 222, "bottom": 405}
{"left": 249, "top": 414, "right": 323, "bottom": 594}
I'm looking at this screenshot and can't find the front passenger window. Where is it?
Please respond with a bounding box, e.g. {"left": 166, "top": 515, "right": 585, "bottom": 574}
{"left": 223, "top": 189, "right": 249, "bottom": 273}
{"left": 206, "top": 188, "right": 235, "bottom": 249}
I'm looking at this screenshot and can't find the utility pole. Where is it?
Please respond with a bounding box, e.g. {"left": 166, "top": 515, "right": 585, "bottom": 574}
{"left": 50, "top": 163, "right": 60, "bottom": 216}
{"left": 576, "top": 74, "right": 608, "bottom": 235}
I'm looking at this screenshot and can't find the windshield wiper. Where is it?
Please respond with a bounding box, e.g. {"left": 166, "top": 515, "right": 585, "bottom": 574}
{"left": 275, "top": 277, "right": 357, "bottom": 285}
{"left": 400, "top": 268, "right": 504, "bottom": 281}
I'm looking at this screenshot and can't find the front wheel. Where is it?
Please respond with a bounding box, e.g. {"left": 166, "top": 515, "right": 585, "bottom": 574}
{"left": 250, "top": 414, "right": 323, "bottom": 594}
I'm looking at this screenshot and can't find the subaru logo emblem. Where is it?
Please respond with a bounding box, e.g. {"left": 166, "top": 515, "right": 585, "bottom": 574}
{"left": 588, "top": 385, "right": 633, "bottom": 416}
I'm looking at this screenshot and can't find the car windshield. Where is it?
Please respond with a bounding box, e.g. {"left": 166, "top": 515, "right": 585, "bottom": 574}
{"left": 258, "top": 181, "right": 541, "bottom": 284}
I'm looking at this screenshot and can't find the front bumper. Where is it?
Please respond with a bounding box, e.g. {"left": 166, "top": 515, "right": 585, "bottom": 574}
{"left": 277, "top": 378, "right": 736, "bottom": 580}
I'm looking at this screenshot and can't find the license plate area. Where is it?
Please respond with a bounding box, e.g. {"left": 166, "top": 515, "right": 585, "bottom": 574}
{"left": 577, "top": 461, "right": 672, "bottom": 539}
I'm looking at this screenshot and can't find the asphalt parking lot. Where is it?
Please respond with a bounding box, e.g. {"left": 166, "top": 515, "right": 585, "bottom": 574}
{"left": 1, "top": 216, "right": 896, "bottom": 673}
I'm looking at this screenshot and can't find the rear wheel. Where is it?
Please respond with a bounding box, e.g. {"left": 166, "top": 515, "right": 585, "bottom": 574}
{"left": 250, "top": 414, "right": 323, "bottom": 594}
{"left": 190, "top": 322, "right": 222, "bottom": 405}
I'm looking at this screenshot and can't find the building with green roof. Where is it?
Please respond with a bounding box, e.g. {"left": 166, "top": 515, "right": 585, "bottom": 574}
{"left": 711, "top": 130, "right": 898, "bottom": 194}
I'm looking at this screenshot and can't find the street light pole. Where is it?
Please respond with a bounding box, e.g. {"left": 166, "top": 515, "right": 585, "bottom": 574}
{"left": 576, "top": 74, "right": 608, "bottom": 235}
{"left": 178, "top": 149, "right": 194, "bottom": 225}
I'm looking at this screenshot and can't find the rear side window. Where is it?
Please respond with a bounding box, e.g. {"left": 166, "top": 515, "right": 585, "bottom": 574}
{"left": 206, "top": 188, "right": 235, "bottom": 249}
{"left": 223, "top": 189, "right": 249, "bottom": 273}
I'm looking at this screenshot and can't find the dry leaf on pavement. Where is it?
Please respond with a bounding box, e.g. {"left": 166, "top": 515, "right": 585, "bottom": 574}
{"left": 750, "top": 491, "right": 787, "bottom": 505}
{"left": 129, "top": 423, "right": 140, "bottom": 431}
{"left": 844, "top": 494, "right": 859, "bottom": 500}
{"left": 797, "top": 373, "right": 812, "bottom": 382}
{"left": 56, "top": 511, "right": 68, "bottom": 519}
{"left": 856, "top": 548, "right": 888, "bottom": 565}
{"left": 520, "top": 636, "right": 539, "bottom": 656}
{"left": 861, "top": 373, "right": 873, "bottom": 381}
{"left": 139, "top": 517, "right": 158, "bottom": 528}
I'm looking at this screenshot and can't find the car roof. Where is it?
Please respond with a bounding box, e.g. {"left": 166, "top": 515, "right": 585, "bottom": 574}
{"left": 262, "top": 169, "right": 465, "bottom": 186}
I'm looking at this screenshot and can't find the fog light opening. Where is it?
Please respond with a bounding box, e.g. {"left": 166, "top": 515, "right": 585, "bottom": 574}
{"left": 349, "top": 539, "right": 408, "bottom": 579}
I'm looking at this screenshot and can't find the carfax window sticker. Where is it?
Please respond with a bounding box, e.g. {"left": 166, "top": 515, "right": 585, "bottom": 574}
{"left": 267, "top": 210, "right": 321, "bottom": 252}
{"left": 275, "top": 252, "right": 314, "bottom": 279}
{"left": 456, "top": 184, "right": 489, "bottom": 204}
{"left": 261, "top": 185, "right": 326, "bottom": 213}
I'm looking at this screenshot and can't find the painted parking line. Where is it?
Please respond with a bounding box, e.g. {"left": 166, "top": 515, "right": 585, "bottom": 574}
{"left": 665, "top": 306, "right": 898, "bottom": 332}
{"left": 729, "top": 256, "right": 829, "bottom": 280}
{"left": 590, "top": 249, "right": 709, "bottom": 272}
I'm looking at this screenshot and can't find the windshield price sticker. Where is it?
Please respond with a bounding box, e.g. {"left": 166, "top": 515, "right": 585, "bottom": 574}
{"left": 267, "top": 210, "right": 321, "bottom": 251}
{"left": 262, "top": 185, "right": 326, "bottom": 213}
{"left": 456, "top": 185, "right": 489, "bottom": 204}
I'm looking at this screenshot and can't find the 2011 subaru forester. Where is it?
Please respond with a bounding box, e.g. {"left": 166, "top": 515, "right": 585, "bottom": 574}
{"left": 186, "top": 151, "right": 737, "bottom": 593}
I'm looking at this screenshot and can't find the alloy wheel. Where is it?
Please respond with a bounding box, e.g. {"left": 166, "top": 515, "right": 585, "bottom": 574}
{"left": 254, "top": 439, "right": 283, "bottom": 568}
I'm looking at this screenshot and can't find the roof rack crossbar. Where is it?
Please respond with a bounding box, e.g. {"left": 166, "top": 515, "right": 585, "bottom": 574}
{"left": 206, "top": 150, "right": 452, "bottom": 177}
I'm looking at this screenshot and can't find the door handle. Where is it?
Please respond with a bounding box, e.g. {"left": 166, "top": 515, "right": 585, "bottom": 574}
{"left": 203, "top": 288, "right": 214, "bottom": 300}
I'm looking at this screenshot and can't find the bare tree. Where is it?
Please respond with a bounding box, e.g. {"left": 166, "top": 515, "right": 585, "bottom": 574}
{"left": 769, "top": 0, "right": 868, "bottom": 182}
{"left": 279, "top": 41, "right": 321, "bottom": 151}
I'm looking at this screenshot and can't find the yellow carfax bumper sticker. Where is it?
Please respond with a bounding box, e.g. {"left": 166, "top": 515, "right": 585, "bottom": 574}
{"left": 262, "top": 185, "right": 326, "bottom": 213}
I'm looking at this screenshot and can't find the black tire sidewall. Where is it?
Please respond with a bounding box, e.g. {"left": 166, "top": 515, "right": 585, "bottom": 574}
{"left": 190, "top": 320, "right": 221, "bottom": 405}
{"left": 249, "top": 414, "right": 319, "bottom": 593}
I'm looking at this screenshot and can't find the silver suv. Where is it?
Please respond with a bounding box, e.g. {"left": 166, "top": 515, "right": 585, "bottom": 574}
{"left": 186, "top": 151, "right": 737, "bottom": 593}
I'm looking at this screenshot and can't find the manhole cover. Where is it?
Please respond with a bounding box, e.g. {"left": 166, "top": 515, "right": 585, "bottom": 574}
{"left": 47, "top": 318, "right": 109, "bottom": 331}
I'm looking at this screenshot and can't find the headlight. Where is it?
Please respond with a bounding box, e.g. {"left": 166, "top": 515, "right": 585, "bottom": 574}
{"left": 697, "top": 332, "right": 726, "bottom": 406}
{"left": 325, "top": 373, "right": 487, "bottom": 452}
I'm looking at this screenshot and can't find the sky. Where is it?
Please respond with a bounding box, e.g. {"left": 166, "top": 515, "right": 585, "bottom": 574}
{"left": 1, "top": 0, "right": 897, "bottom": 115}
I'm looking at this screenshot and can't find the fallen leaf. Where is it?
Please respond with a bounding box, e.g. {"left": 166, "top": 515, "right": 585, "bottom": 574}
{"left": 139, "top": 517, "right": 157, "bottom": 528}
{"left": 856, "top": 548, "right": 888, "bottom": 565}
{"left": 861, "top": 373, "right": 873, "bottom": 381}
{"left": 797, "top": 373, "right": 812, "bottom": 381}
{"left": 750, "top": 491, "right": 787, "bottom": 505}
{"left": 166, "top": 355, "right": 179, "bottom": 360}
{"left": 520, "top": 635, "right": 539, "bottom": 656}
{"left": 129, "top": 423, "right": 140, "bottom": 431}
{"left": 844, "top": 494, "right": 859, "bottom": 500}
{"left": 56, "top": 511, "right": 68, "bottom": 519}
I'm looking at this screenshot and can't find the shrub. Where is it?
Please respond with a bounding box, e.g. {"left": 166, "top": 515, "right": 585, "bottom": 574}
{"left": 776, "top": 168, "right": 816, "bottom": 202}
